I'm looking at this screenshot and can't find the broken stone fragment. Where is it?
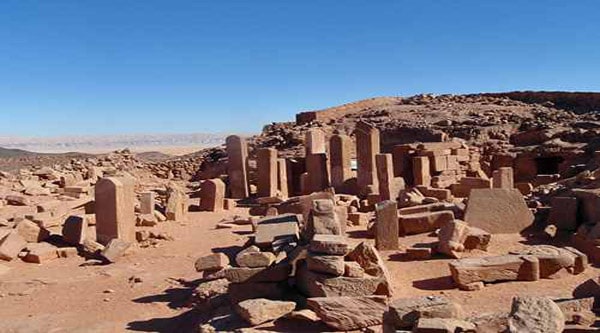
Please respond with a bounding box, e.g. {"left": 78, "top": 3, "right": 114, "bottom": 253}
{"left": 406, "top": 247, "right": 433, "bottom": 260}
{"left": 0, "top": 231, "right": 27, "bottom": 261}
{"left": 346, "top": 242, "right": 394, "bottom": 296}
{"left": 399, "top": 210, "right": 455, "bottom": 235}
{"left": 309, "top": 234, "right": 349, "bottom": 255}
{"left": 307, "top": 296, "right": 388, "bottom": 331}
{"left": 437, "top": 219, "right": 469, "bottom": 258}
{"left": 235, "top": 246, "right": 276, "bottom": 268}
{"left": 100, "top": 238, "right": 132, "bottom": 263}
{"left": 15, "top": 219, "right": 50, "bottom": 243}
{"left": 23, "top": 242, "right": 59, "bottom": 263}
{"left": 195, "top": 253, "right": 230, "bottom": 272}
{"left": 463, "top": 226, "right": 491, "bottom": 251}
{"left": 344, "top": 261, "right": 365, "bottom": 278}
{"left": 296, "top": 262, "right": 383, "bottom": 297}
{"left": 507, "top": 296, "right": 564, "bottom": 333}
{"left": 306, "top": 253, "right": 345, "bottom": 276}
{"left": 305, "top": 199, "right": 342, "bottom": 239}
{"left": 235, "top": 298, "right": 296, "bottom": 326}
{"left": 413, "top": 318, "right": 475, "bottom": 332}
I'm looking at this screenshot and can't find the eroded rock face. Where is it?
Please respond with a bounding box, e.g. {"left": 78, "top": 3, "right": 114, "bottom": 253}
{"left": 235, "top": 298, "right": 296, "bottom": 326}
{"left": 508, "top": 296, "right": 564, "bottom": 333}
{"left": 307, "top": 296, "right": 388, "bottom": 331}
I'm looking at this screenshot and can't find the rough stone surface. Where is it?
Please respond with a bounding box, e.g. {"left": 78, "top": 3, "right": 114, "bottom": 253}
{"left": 508, "top": 296, "right": 564, "bottom": 333}
{"left": 306, "top": 254, "right": 345, "bottom": 276}
{"left": 309, "top": 234, "right": 349, "bottom": 255}
{"left": 195, "top": 253, "right": 230, "bottom": 272}
{"left": 236, "top": 298, "right": 296, "bottom": 326}
{"left": 385, "top": 296, "right": 464, "bottom": 329}
{"left": 307, "top": 296, "right": 388, "bottom": 331}
{"left": 437, "top": 219, "right": 469, "bottom": 258}
{"left": 0, "top": 231, "right": 27, "bottom": 261}
{"left": 464, "top": 188, "right": 534, "bottom": 234}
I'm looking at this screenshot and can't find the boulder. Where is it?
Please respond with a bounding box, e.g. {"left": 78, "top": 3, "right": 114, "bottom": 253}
{"left": 508, "top": 296, "right": 564, "bottom": 333}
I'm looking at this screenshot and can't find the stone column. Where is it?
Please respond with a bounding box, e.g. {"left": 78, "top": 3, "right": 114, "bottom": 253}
{"left": 277, "top": 158, "right": 289, "bottom": 198}
{"left": 356, "top": 121, "right": 380, "bottom": 195}
{"left": 305, "top": 128, "right": 326, "bottom": 155}
{"left": 305, "top": 153, "right": 330, "bottom": 193}
{"left": 139, "top": 192, "right": 155, "bottom": 215}
{"left": 226, "top": 135, "right": 249, "bottom": 199}
{"left": 493, "top": 167, "right": 514, "bottom": 189}
{"left": 330, "top": 134, "right": 353, "bottom": 191}
{"left": 95, "top": 177, "right": 135, "bottom": 245}
{"left": 413, "top": 156, "right": 431, "bottom": 187}
{"left": 257, "top": 148, "right": 278, "bottom": 197}
{"left": 375, "top": 200, "right": 399, "bottom": 250}
{"left": 199, "top": 178, "right": 226, "bottom": 212}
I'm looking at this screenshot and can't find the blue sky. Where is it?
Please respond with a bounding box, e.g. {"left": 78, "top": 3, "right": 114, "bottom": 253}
{"left": 0, "top": 1, "right": 598, "bottom": 137}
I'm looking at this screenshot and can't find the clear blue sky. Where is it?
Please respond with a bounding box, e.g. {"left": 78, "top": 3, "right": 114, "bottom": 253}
{"left": 1, "top": 1, "right": 598, "bottom": 137}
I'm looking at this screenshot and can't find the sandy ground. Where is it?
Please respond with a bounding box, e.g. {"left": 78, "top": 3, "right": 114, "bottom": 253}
{"left": 0, "top": 206, "right": 598, "bottom": 333}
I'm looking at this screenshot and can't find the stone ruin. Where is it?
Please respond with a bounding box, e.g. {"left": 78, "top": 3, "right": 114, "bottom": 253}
{"left": 3, "top": 95, "right": 600, "bottom": 331}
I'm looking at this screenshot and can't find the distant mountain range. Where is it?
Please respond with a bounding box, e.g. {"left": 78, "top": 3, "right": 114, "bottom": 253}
{"left": 0, "top": 132, "right": 237, "bottom": 153}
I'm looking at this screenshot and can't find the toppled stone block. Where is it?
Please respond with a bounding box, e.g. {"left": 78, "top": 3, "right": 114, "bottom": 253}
{"left": 307, "top": 296, "right": 388, "bottom": 331}
{"left": 195, "top": 253, "right": 230, "bottom": 272}
{"left": 464, "top": 188, "right": 534, "bottom": 234}
{"left": 236, "top": 298, "right": 296, "bottom": 326}
{"left": 254, "top": 214, "right": 299, "bottom": 249}
{"left": 309, "top": 234, "right": 349, "bottom": 255}
{"left": 100, "top": 238, "right": 132, "bottom": 263}
{"left": 385, "top": 296, "right": 464, "bottom": 330}
{"left": 399, "top": 210, "right": 455, "bottom": 235}
{"left": 306, "top": 254, "right": 345, "bottom": 276}
{"left": 0, "top": 231, "right": 27, "bottom": 261}
{"left": 224, "top": 263, "right": 290, "bottom": 283}
{"left": 449, "top": 255, "right": 536, "bottom": 290}
{"left": 23, "top": 242, "right": 59, "bottom": 263}
{"left": 414, "top": 318, "right": 475, "bottom": 333}
{"left": 406, "top": 247, "right": 433, "bottom": 260}
{"left": 15, "top": 219, "right": 50, "bottom": 243}
{"left": 235, "top": 246, "right": 276, "bottom": 268}
{"left": 509, "top": 245, "right": 587, "bottom": 277}
{"left": 296, "top": 262, "right": 382, "bottom": 297}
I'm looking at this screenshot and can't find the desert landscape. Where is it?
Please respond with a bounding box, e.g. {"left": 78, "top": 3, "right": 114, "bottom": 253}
{"left": 2, "top": 92, "right": 600, "bottom": 332}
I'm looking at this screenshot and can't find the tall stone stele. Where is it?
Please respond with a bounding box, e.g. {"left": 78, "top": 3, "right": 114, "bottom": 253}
{"left": 95, "top": 177, "right": 135, "bottom": 245}
{"left": 330, "top": 134, "right": 353, "bottom": 192}
{"left": 356, "top": 121, "right": 380, "bottom": 195}
{"left": 226, "top": 135, "right": 249, "bottom": 199}
{"left": 257, "top": 148, "right": 278, "bottom": 198}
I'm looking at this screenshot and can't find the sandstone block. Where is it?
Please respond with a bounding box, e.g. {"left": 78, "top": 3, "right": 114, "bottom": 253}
{"left": 308, "top": 296, "right": 388, "bottom": 331}
{"left": 464, "top": 188, "right": 534, "bottom": 234}
{"left": 195, "top": 253, "right": 230, "bottom": 272}
{"left": 309, "top": 234, "right": 349, "bottom": 255}
{"left": 236, "top": 298, "right": 296, "bottom": 326}
{"left": 399, "top": 210, "right": 455, "bottom": 235}
{"left": 0, "top": 232, "right": 27, "bottom": 261}
{"left": 306, "top": 253, "right": 345, "bottom": 276}
{"left": 508, "top": 296, "right": 564, "bottom": 333}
